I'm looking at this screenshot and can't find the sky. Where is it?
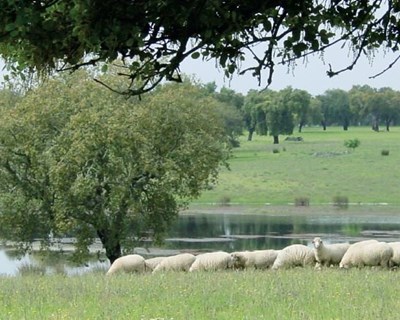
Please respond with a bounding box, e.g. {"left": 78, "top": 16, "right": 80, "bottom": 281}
{"left": 1, "top": 45, "right": 399, "bottom": 96}
{"left": 180, "top": 45, "right": 400, "bottom": 96}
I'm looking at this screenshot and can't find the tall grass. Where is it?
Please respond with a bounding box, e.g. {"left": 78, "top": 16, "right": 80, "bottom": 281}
{"left": 1, "top": 269, "right": 399, "bottom": 319}
{"left": 194, "top": 127, "right": 400, "bottom": 207}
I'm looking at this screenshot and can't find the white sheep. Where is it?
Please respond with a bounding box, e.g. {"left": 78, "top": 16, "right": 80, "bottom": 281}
{"left": 339, "top": 240, "right": 393, "bottom": 269}
{"left": 106, "top": 254, "right": 145, "bottom": 275}
{"left": 231, "top": 250, "right": 280, "bottom": 270}
{"left": 271, "top": 244, "right": 315, "bottom": 270}
{"left": 312, "top": 237, "right": 350, "bottom": 268}
{"left": 387, "top": 242, "right": 400, "bottom": 267}
{"left": 144, "top": 257, "right": 166, "bottom": 272}
{"left": 189, "top": 251, "right": 233, "bottom": 272}
{"left": 152, "top": 253, "right": 195, "bottom": 273}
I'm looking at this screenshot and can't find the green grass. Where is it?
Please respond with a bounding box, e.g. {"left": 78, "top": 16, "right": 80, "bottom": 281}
{"left": 1, "top": 269, "right": 399, "bottom": 319}
{"left": 195, "top": 126, "right": 400, "bottom": 206}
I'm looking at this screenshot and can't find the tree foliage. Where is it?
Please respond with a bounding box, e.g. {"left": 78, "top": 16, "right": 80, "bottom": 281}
{"left": 0, "top": 71, "right": 230, "bottom": 263}
{"left": 0, "top": 1, "right": 399, "bottom": 95}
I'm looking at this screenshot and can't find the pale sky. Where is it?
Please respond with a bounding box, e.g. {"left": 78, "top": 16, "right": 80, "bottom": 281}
{"left": 180, "top": 46, "right": 400, "bottom": 96}
{"left": 1, "top": 45, "right": 399, "bottom": 96}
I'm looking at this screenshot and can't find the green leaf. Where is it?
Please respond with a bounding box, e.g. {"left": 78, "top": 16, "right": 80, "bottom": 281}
{"left": 292, "top": 43, "right": 308, "bottom": 56}
{"left": 191, "top": 52, "right": 200, "bottom": 59}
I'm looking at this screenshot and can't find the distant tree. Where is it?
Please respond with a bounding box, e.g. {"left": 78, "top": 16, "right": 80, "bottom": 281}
{"left": 315, "top": 94, "right": 332, "bottom": 130}
{"left": 378, "top": 88, "right": 400, "bottom": 131}
{"left": 0, "top": 71, "right": 231, "bottom": 264}
{"left": 349, "top": 85, "right": 375, "bottom": 126}
{"left": 243, "top": 90, "right": 268, "bottom": 141}
{"left": 317, "top": 89, "right": 352, "bottom": 130}
{"left": 366, "top": 89, "right": 388, "bottom": 131}
{"left": 287, "top": 88, "right": 311, "bottom": 133}
{"left": 0, "top": 1, "right": 399, "bottom": 95}
{"left": 216, "top": 87, "right": 244, "bottom": 111}
{"left": 203, "top": 86, "right": 244, "bottom": 147}
{"left": 309, "top": 96, "right": 323, "bottom": 127}
{"left": 265, "top": 88, "right": 295, "bottom": 144}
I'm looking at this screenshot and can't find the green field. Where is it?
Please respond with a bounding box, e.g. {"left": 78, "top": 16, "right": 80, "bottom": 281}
{"left": 1, "top": 269, "right": 399, "bottom": 319}
{"left": 194, "top": 126, "right": 400, "bottom": 207}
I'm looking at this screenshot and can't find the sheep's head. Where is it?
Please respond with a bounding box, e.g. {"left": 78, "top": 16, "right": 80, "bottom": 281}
{"left": 312, "top": 237, "right": 323, "bottom": 249}
{"left": 230, "top": 252, "right": 246, "bottom": 269}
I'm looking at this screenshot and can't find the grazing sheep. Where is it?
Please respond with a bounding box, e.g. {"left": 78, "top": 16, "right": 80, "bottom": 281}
{"left": 271, "top": 244, "right": 315, "bottom": 270}
{"left": 106, "top": 254, "right": 145, "bottom": 275}
{"left": 312, "top": 237, "right": 350, "bottom": 268}
{"left": 152, "top": 253, "right": 195, "bottom": 273}
{"left": 387, "top": 242, "right": 400, "bottom": 267}
{"left": 339, "top": 240, "right": 393, "bottom": 269}
{"left": 189, "top": 251, "right": 233, "bottom": 272}
{"left": 231, "top": 250, "right": 280, "bottom": 270}
{"left": 144, "top": 257, "right": 166, "bottom": 272}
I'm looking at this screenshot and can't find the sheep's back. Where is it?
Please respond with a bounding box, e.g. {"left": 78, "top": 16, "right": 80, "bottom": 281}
{"left": 190, "top": 251, "right": 232, "bottom": 271}
{"left": 153, "top": 253, "right": 195, "bottom": 272}
{"left": 272, "top": 245, "right": 315, "bottom": 269}
{"left": 106, "top": 254, "right": 145, "bottom": 275}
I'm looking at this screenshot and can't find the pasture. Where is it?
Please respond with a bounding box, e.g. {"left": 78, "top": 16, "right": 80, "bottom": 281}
{"left": 194, "top": 126, "right": 400, "bottom": 208}
{"left": 1, "top": 269, "right": 399, "bottom": 319}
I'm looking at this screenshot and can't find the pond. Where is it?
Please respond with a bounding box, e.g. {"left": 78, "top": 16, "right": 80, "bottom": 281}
{"left": 2, "top": 211, "right": 400, "bottom": 276}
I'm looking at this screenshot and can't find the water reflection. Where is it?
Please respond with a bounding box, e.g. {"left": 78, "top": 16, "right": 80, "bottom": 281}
{"left": 164, "top": 213, "right": 400, "bottom": 252}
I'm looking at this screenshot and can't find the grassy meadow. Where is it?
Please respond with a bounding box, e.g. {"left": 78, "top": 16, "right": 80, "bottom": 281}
{"left": 1, "top": 269, "right": 400, "bottom": 319}
{"left": 194, "top": 126, "right": 400, "bottom": 208}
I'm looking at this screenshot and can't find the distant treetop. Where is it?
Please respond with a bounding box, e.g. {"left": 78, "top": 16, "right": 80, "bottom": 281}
{"left": 0, "top": 0, "right": 399, "bottom": 95}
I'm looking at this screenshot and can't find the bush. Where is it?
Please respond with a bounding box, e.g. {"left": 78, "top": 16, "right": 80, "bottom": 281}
{"left": 344, "top": 138, "right": 360, "bottom": 151}
{"left": 332, "top": 195, "right": 349, "bottom": 209}
{"left": 218, "top": 195, "right": 231, "bottom": 206}
{"left": 295, "top": 197, "right": 310, "bottom": 207}
{"left": 272, "top": 148, "right": 280, "bottom": 154}
{"left": 381, "top": 149, "right": 390, "bottom": 156}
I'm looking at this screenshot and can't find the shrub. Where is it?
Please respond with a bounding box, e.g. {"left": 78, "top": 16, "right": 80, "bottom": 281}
{"left": 272, "top": 148, "right": 280, "bottom": 154}
{"left": 218, "top": 195, "right": 231, "bottom": 206}
{"left": 332, "top": 195, "right": 349, "bottom": 209}
{"left": 344, "top": 138, "right": 360, "bottom": 151}
{"left": 295, "top": 197, "right": 310, "bottom": 207}
{"left": 381, "top": 149, "right": 390, "bottom": 156}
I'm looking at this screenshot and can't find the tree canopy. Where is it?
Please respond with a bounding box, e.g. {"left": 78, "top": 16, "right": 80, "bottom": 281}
{"left": 0, "top": 1, "right": 399, "bottom": 95}
{"left": 0, "top": 71, "right": 231, "bottom": 263}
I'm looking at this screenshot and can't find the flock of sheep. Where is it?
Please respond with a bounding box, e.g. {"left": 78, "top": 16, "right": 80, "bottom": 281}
{"left": 106, "top": 237, "right": 400, "bottom": 275}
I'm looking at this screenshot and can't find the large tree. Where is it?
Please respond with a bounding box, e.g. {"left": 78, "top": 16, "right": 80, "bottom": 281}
{"left": 0, "top": 71, "right": 230, "bottom": 263}
{"left": 0, "top": 1, "right": 399, "bottom": 95}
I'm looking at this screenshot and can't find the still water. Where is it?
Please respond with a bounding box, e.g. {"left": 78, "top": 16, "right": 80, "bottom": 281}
{"left": 2, "top": 212, "right": 400, "bottom": 275}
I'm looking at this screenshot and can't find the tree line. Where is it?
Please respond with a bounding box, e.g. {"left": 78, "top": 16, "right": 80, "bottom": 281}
{"left": 206, "top": 84, "right": 400, "bottom": 145}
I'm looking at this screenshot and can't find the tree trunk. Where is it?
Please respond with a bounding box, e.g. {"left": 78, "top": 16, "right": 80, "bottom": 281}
{"left": 321, "top": 120, "right": 327, "bottom": 131}
{"left": 298, "top": 122, "right": 303, "bottom": 133}
{"left": 247, "top": 128, "right": 254, "bottom": 141}
{"left": 97, "top": 229, "right": 122, "bottom": 264}
{"left": 273, "top": 135, "right": 279, "bottom": 144}
{"left": 386, "top": 120, "right": 390, "bottom": 131}
{"left": 372, "top": 121, "right": 379, "bottom": 132}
